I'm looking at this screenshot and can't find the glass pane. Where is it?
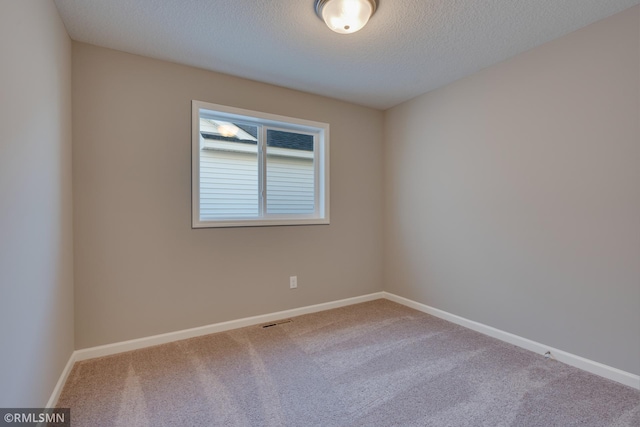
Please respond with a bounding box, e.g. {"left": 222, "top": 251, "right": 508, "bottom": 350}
{"left": 199, "top": 118, "right": 259, "bottom": 220}
{"left": 266, "top": 129, "right": 315, "bottom": 215}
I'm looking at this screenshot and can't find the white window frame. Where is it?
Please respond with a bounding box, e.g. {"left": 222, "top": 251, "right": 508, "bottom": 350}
{"left": 192, "top": 100, "right": 330, "bottom": 228}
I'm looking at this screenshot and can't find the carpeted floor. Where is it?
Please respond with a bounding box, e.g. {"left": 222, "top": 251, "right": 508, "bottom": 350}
{"left": 57, "top": 299, "right": 640, "bottom": 426}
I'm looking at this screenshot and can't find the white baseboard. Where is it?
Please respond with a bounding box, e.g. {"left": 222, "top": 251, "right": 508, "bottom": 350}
{"left": 383, "top": 292, "right": 640, "bottom": 390}
{"left": 74, "top": 292, "right": 385, "bottom": 362}
{"left": 45, "top": 351, "right": 76, "bottom": 408}
{"left": 47, "top": 289, "right": 638, "bottom": 407}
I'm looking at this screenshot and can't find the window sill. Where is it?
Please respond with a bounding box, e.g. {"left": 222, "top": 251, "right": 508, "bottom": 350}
{"left": 192, "top": 217, "right": 330, "bottom": 229}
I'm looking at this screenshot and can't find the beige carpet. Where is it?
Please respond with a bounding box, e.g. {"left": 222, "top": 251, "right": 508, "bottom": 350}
{"left": 57, "top": 299, "right": 640, "bottom": 426}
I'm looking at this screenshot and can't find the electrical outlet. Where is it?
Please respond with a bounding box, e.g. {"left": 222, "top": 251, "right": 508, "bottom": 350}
{"left": 289, "top": 276, "right": 297, "bottom": 289}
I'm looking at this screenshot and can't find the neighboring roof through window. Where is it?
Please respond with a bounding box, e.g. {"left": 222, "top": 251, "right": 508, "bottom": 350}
{"left": 200, "top": 119, "right": 313, "bottom": 151}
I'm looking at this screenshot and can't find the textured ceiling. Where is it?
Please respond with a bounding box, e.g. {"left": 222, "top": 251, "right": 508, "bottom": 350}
{"left": 54, "top": 0, "right": 639, "bottom": 110}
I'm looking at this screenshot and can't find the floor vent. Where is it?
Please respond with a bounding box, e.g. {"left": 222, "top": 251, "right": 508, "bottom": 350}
{"left": 261, "top": 319, "right": 293, "bottom": 328}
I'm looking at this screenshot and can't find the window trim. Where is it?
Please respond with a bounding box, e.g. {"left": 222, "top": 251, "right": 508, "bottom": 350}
{"left": 192, "top": 100, "right": 330, "bottom": 228}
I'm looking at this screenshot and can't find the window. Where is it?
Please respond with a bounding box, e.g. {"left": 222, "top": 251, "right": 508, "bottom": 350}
{"left": 192, "top": 100, "right": 330, "bottom": 228}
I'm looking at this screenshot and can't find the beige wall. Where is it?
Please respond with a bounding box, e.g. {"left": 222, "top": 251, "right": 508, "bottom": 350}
{"left": 72, "top": 43, "right": 384, "bottom": 348}
{"left": 0, "top": 0, "right": 74, "bottom": 406}
{"left": 384, "top": 6, "right": 640, "bottom": 375}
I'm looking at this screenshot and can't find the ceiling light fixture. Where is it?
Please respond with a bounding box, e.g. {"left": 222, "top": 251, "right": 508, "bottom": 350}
{"left": 315, "top": 0, "right": 377, "bottom": 34}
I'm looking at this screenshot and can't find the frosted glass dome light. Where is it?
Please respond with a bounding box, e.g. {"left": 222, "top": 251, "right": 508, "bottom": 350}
{"left": 315, "top": 0, "right": 377, "bottom": 34}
